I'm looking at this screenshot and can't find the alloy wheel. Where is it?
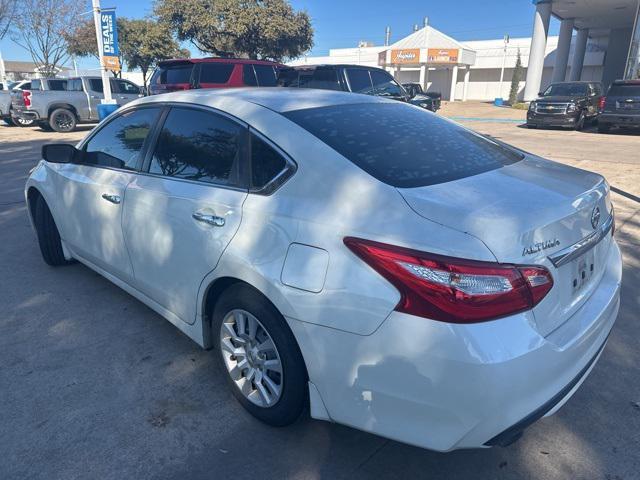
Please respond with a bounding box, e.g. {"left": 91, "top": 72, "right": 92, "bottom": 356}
{"left": 219, "top": 309, "right": 283, "bottom": 408}
{"left": 54, "top": 112, "right": 74, "bottom": 131}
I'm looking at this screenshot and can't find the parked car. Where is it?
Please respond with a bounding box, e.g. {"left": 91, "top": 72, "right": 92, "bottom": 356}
{"left": 12, "top": 76, "right": 143, "bottom": 132}
{"left": 597, "top": 80, "right": 640, "bottom": 133}
{"left": 277, "top": 64, "right": 410, "bottom": 102}
{"left": 1, "top": 80, "right": 35, "bottom": 127}
{"left": 148, "top": 58, "right": 283, "bottom": 95}
{"left": 527, "top": 81, "right": 603, "bottom": 130}
{"left": 27, "top": 89, "right": 620, "bottom": 452}
{"left": 402, "top": 82, "right": 441, "bottom": 112}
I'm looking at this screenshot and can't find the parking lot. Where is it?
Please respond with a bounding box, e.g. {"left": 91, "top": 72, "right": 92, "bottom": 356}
{"left": 1, "top": 102, "right": 639, "bottom": 480}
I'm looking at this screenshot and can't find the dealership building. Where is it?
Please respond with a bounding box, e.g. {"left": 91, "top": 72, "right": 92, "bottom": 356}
{"left": 289, "top": 0, "right": 640, "bottom": 102}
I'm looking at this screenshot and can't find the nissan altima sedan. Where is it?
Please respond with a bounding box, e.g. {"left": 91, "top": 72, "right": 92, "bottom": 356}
{"left": 25, "top": 88, "right": 621, "bottom": 451}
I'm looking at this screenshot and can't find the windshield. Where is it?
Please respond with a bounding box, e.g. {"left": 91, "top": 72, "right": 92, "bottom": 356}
{"left": 284, "top": 103, "right": 523, "bottom": 188}
{"left": 542, "top": 83, "right": 588, "bottom": 96}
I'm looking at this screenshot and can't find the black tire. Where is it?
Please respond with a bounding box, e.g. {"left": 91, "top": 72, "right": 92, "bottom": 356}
{"left": 598, "top": 123, "right": 611, "bottom": 134}
{"left": 49, "top": 108, "right": 77, "bottom": 133}
{"left": 213, "top": 284, "right": 307, "bottom": 426}
{"left": 33, "top": 194, "right": 71, "bottom": 266}
{"left": 38, "top": 121, "right": 54, "bottom": 132}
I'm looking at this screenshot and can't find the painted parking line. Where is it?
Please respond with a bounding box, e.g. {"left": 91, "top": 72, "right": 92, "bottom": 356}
{"left": 446, "top": 116, "right": 524, "bottom": 124}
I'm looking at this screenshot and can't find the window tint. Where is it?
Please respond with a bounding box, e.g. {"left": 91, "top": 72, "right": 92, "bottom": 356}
{"left": 48, "top": 79, "right": 67, "bottom": 91}
{"left": 243, "top": 65, "right": 258, "bottom": 86}
{"left": 84, "top": 108, "right": 159, "bottom": 170}
{"left": 30, "top": 79, "right": 42, "bottom": 91}
{"left": 67, "top": 79, "right": 83, "bottom": 91}
{"left": 89, "top": 79, "right": 103, "bottom": 93}
{"left": 608, "top": 84, "right": 640, "bottom": 96}
{"left": 543, "top": 83, "right": 588, "bottom": 96}
{"left": 200, "top": 63, "right": 234, "bottom": 84}
{"left": 277, "top": 68, "right": 299, "bottom": 87}
{"left": 115, "top": 80, "right": 140, "bottom": 93}
{"left": 346, "top": 69, "right": 373, "bottom": 94}
{"left": 300, "top": 68, "right": 341, "bottom": 90}
{"left": 251, "top": 134, "right": 287, "bottom": 189}
{"left": 370, "top": 70, "right": 404, "bottom": 97}
{"left": 149, "top": 108, "right": 242, "bottom": 186}
{"left": 254, "top": 65, "right": 278, "bottom": 86}
{"left": 284, "top": 103, "right": 523, "bottom": 188}
{"left": 158, "top": 64, "right": 193, "bottom": 84}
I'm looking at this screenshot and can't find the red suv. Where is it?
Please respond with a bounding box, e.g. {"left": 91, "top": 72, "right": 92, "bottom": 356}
{"left": 148, "top": 58, "right": 283, "bottom": 95}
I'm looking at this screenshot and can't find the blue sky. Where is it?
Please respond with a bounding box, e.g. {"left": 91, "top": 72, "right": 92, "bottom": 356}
{"left": 1, "top": 0, "right": 560, "bottom": 69}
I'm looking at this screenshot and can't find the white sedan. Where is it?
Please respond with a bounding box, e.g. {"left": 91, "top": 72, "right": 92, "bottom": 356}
{"left": 25, "top": 88, "right": 621, "bottom": 451}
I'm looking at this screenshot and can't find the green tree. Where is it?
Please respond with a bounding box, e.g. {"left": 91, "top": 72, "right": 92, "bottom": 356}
{"left": 155, "top": 0, "right": 313, "bottom": 61}
{"left": 509, "top": 49, "right": 523, "bottom": 105}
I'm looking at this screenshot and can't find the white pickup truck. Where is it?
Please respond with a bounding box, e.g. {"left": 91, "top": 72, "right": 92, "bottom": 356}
{"left": 1, "top": 80, "right": 36, "bottom": 126}
{"left": 12, "top": 76, "right": 143, "bottom": 132}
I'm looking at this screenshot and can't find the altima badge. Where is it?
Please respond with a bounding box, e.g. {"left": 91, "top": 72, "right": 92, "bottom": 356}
{"left": 522, "top": 239, "right": 561, "bottom": 256}
{"left": 591, "top": 206, "right": 601, "bottom": 229}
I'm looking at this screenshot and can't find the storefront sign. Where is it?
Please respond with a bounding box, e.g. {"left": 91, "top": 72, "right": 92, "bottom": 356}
{"left": 390, "top": 48, "right": 420, "bottom": 64}
{"left": 427, "top": 48, "right": 459, "bottom": 64}
{"left": 100, "top": 9, "right": 120, "bottom": 72}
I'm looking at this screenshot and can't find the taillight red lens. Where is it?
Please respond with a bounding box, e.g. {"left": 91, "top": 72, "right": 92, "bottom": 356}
{"left": 344, "top": 237, "right": 553, "bottom": 323}
{"left": 598, "top": 96, "right": 606, "bottom": 111}
{"left": 22, "top": 90, "right": 32, "bottom": 107}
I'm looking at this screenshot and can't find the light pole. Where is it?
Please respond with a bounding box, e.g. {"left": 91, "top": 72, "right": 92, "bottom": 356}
{"left": 91, "top": 0, "right": 114, "bottom": 103}
{"left": 0, "top": 48, "right": 6, "bottom": 86}
{"left": 497, "top": 34, "right": 509, "bottom": 104}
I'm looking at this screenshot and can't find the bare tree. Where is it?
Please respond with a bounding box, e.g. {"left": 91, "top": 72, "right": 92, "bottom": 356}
{"left": 0, "top": 0, "right": 16, "bottom": 41}
{"left": 11, "top": 0, "right": 83, "bottom": 77}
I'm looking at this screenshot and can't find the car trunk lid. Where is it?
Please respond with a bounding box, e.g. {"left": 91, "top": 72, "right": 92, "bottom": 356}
{"left": 398, "top": 156, "right": 613, "bottom": 336}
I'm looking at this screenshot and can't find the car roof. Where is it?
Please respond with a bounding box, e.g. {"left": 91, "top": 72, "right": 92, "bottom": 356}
{"left": 135, "top": 87, "right": 391, "bottom": 114}
{"left": 159, "top": 57, "right": 283, "bottom": 67}
{"left": 284, "top": 64, "right": 387, "bottom": 71}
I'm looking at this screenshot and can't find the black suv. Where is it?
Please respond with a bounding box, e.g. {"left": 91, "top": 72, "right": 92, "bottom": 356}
{"left": 598, "top": 80, "right": 640, "bottom": 133}
{"left": 402, "top": 83, "right": 441, "bottom": 112}
{"left": 527, "top": 81, "right": 603, "bottom": 130}
{"left": 277, "top": 65, "right": 409, "bottom": 102}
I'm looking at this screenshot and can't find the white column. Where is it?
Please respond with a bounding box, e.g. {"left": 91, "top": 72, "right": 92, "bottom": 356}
{"left": 419, "top": 65, "right": 427, "bottom": 90}
{"left": 569, "top": 28, "right": 589, "bottom": 81}
{"left": 462, "top": 67, "right": 470, "bottom": 101}
{"left": 552, "top": 18, "right": 575, "bottom": 82}
{"left": 524, "top": 1, "right": 552, "bottom": 100}
{"left": 449, "top": 65, "right": 458, "bottom": 101}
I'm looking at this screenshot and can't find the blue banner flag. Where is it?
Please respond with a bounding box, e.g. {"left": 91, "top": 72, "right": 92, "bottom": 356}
{"left": 100, "top": 10, "right": 119, "bottom": 57}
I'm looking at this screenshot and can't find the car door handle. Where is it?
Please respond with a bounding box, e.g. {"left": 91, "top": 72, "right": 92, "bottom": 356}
{"left": 101, "top": 193, "right": 121, "bottom": 204}
{"left": 192, "top": 212, "right": 225, "bottom": 227}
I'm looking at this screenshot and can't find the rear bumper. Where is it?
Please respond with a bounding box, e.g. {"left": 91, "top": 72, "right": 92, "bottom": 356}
{"left": 599, "top": 113, "right": 640, "bottom": 128}
{"left": 290, "top": 241, "right": 622, "bottom": 451}
{"left": 13, "top": 108, "right": 40, "bottom": 121}
{"left": 527, "top": 112, "right": 580, "bottom": 127}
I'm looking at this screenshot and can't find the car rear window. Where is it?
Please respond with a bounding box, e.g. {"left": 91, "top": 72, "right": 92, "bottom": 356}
{"left": 608, "top": 84, "right": 640, "bottom": 97}
{"left": 200, "top": 63, "right": 234, "bottom": 84}
{"left": 283, "top": 103, "right": 523, "bottom": 188}
{"left": 157, "top": 64, "right": 194, "bottom": 84}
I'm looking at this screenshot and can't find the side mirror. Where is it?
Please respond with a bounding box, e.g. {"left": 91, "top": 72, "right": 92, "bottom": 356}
{"left": 42, "top": 143, "right": 78, "bottom": 164}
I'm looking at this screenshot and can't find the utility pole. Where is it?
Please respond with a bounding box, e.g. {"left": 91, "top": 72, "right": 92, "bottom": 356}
{"left": 0, "top": 48, "right": 6, "bottom": 86}
{"left": 498, "top": 34, "right": 510, "bottom": 100}
{"left": 91, "top": 0, "right": 113, "bottom": 103}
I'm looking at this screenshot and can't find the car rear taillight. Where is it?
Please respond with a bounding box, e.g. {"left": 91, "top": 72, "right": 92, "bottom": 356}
{"left": 344, "top": 237, "right": 553, "bottom": 323}
{"left": 22, "top": 90, "right": 32, "bottom": 107}
{"left": 598, "top": 96, "right": 606, "bottom": 111}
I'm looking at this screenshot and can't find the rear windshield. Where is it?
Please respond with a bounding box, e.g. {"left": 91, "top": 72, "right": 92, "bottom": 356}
{"left": 157, "top": 64, "right": 194, "bottom": 84}
{"left": 608, "top": 84, "right": 640, "bottom": 97}
{"left": 283, "top": 103, "right": 523, "bottom": 188}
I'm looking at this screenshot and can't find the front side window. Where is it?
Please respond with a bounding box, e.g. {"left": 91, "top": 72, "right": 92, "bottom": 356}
{"left": 251, "top": 133, "right": 287, "bottom": 189}
{"left": 84, "top": 108, "right": 160, "bottom": 170}
{"left": 199, "top": 63, "right": 234, "bottom": 84}
{"left": 115, "top": 80, "right": 140, "bottom": 93}
{"left": 345, "top": 69, "right": 374, "bottom": 94}
{"left": 370, "top": 70, "right": 404, "bottom": 97}
{"left": 149, "top": 108, "right": 243, "bottom": 186}
{"left": 89, "top": 79, "right": 104, "bottom": 93}
{"left": 284, "top": 103, "right": 523, "bottom": 188}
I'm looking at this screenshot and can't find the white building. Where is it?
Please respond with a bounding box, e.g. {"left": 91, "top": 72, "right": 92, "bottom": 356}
{"left": 290, "top": 0, "right": 640, "bottom": 102}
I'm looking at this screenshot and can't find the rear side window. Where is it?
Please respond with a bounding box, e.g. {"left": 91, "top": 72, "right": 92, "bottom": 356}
{"left": 84, "top": 108, "right": 160, "bottom": 170}
{"left": 157, "top": 64, "right": 194, "bottom": 84}
{"left": 284, "top": 103, "right": 523, "bottom": 188}
{"left": 48, "top": 79, "right": 67, "bottom": 91}
{"left": 243, "top": 65, "right": 258, "bottom": 86}
{"left": 301, "top": 68, "right": 341, "bottom": 90}
{"left": 608, "top": 84, "right": 640, "bottom": 96}
{"left": 254, "top": 65, "right": 278, "bottom": 86}
{"left": 200, "top": 63, "right": 234, "bottom": 84}
{"left": 277, "top": 69, "right": 299, "bottom": 87}
{"left": 345, "top": 69, "right": 373, "bottom": 94}
{"left": 251, "top": 133, "right": 287, "bottom": 189}
{"left": 149, "top": 108, "right": 242, "bottom": 186}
